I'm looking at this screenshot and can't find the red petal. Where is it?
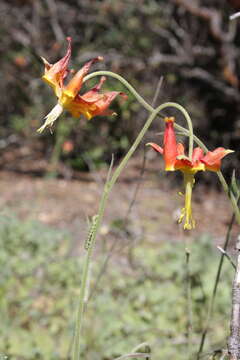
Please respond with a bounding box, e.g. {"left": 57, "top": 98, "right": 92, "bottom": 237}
{"left": 80, "top": 76, "right": 107, "bottom": 103}
{"left": 146, "top": 142, "right": 163, "bottom": 154}
{"left": 163, "top": 117, "right": 177, "bottom": 171}
{"left": 192, "top": 147, "right": 204, "bottom": 163}
{"left": 177, "top": 143, "right": 185, "bottom": 156}
{"left": 90, "top": 91, "right": 126, "bottom": 117}
{"left": 42, "top": 37, "right": 72, "bottom": 88}
{"left": 201, "top": 147, "right": 233, "bottom": 172}
{"left": 65, "top": 91, "right": 126, "bottom": 120}
{"left": 176, "top": 158, "right": 193, "bottom": 168}
{"left": 64, "top": 56, "right": 103, "bottom": 98}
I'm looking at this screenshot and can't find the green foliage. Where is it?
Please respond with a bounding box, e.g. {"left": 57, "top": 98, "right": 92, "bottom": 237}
{"left": 0, "top": 214, "right": 233, "bottom": 359}
{"left": 0, "top": 214, "right": 78, "bottom": 359}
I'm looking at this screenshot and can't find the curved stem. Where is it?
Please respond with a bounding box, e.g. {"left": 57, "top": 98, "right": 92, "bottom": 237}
{"left": 72, "top": 101, "right": 195, "bottom": 360}
{"left": 73, "top": 72, "right": 240, "bottom": 359}
{"left": 84, "top": 71, "right": 157, "bottom": 115}
{"left": 84, "top": 71, "right": 240, "bottom": 224}
{"left": 84, "top": 71, "right": 194, "bottom": 159}
{"left": 171, "top": 103, "right": 194, "bottom": 159}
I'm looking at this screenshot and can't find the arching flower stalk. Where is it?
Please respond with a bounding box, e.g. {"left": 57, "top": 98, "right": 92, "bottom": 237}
{"left": 147, "top": 117, "right": 233, "bottom": 230}
{"left": 38, "top": 37, "right": 126, "bottom": 133}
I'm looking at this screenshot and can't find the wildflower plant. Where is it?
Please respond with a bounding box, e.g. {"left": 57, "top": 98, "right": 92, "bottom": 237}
{"left": 147, "top": 117, "right": 233, "bottom": 229}
{"left": 38, "top": 38, "right": 240, "bottom": 360}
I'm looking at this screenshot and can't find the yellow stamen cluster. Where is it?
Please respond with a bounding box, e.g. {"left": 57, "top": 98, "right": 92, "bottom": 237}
{"left": 178, "top": 173, "right": 196, "bottom": 230}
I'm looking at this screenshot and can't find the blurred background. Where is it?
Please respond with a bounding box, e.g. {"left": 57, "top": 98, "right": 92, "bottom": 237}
{"left": 0, "top": 0, "right": 240, "bottom": 359}
{"left": 1, "top": 0, "right": 240, "bottom": 174}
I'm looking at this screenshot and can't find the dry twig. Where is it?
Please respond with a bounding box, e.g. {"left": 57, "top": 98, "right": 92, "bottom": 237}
{"left": 228, "top": 237, "right": 240, "bottom": 360}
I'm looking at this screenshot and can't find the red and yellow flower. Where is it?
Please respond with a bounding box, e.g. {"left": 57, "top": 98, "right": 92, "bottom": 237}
{"left": 147, "top": 117, "right": 233, "bottom": 230}
{"left": 38, "top": 37, "right": 126, "bottom": 133}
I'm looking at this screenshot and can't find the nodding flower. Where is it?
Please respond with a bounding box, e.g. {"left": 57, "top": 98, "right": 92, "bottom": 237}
{"left": 38, "top": 37, "right": 127, "bottom": 133}
{"left": 147, "top": 117, "right": 233, "bottom": 230}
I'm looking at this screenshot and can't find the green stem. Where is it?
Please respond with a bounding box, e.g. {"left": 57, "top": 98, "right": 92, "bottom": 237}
{"left": 84, "top": 71, "right": 194, "bottom": 159}
{"left": 72, "top": 242, "right": 92, "bottom": 360}
{"left": 72, "top": 160, "right": 113, "bottom": 360}
{"left": 72, "top": 72, "right": 240, "bottom": 359}
{"left": 72, "top": 101, "right": 197, "bottom": 360}
{"left": 84, "top": 71, "right": 240, "bottom": 224}
{"left": 185, "top": 248, "right": 193, "bottom": 359}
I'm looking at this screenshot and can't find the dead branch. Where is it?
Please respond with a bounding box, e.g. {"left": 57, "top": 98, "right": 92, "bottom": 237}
{"left": 228, "top": 237, "right": 240, "bottom": 360}
{"left": 181, "top": 68, "right": 239, "bottom": 100}
{"left": 171, "top": 0, "right": 227, "bottom": 41}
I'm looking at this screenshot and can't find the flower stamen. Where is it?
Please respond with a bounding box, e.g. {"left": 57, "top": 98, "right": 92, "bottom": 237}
{"left": 178, "top": 173, "right": 195, "bottom": 230}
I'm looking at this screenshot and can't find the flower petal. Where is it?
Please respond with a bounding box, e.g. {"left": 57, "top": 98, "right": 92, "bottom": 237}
{"left": 61, "top": 56, "right": 103, "bottom": 104}
{"left": 177, "top": 143, "right": 185, "bottom": 156}
{"left": 192, "top": 147, "right": 204, "bottom": 163}
{"left": 65, "top": 91, "right": 127, "bottom": 120}
{"left": 201, "top": 147, "right": 234, "bottom": 172}
{"left": 80, "top": 76, "right": 107, "bottom": 103}
{"left": 163, "top": 117, "right": 177, "bottom": 171}
{"left": 42, "top": 37, "right": 72, "bottom": 97}
{"left": 89, "top": 91, "right": 127, "bottom": 118}
{"left": 146, "top": 142, "right": 163, "bottom": 154}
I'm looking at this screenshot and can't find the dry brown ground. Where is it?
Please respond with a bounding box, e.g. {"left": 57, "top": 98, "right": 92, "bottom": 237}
{"left": 0, "top": 156, "right": 238, "bottom": 255}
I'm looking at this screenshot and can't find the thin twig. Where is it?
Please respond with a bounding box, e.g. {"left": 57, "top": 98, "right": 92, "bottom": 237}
{"left": 114, "top": 343, "right": 151, "bottom": 360}
{"left": 113, "top": 353, "right": 150, "bottom": 360}
{"left": 228, "top": 237, "right": 240, "bottom": 360}
{"left": 44, "top": 0, "right": 65, "bottom": 42}
{"left": 217, "top": 246, "right": 236, "bottom": 270}
{"left": 131, "top": 342, "right": 151, "bottom": 353}
{"left": 89, "top": 148, "right": 146, "bottom": 300}
{"left": 151, "top": 76, "right": 164, "bottom": 107}
{"left": 125, "top": 148, "right": 147, "bottom": 219}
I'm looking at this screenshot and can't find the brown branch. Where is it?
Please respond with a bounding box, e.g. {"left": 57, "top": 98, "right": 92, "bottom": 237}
{"left": 181, "top": 68, "right": 239, "bottom": 100}
{"left": 171, "top": 0, "right": 226, "bottom": 41}
{"left": 228, "top": 239, "right": 240, "bottom": 360}
{"left": 44, "top": 0, "right": 65, "bottom": 42}
{"left": 171, "top": 0, "right": 239, "bottom": 88}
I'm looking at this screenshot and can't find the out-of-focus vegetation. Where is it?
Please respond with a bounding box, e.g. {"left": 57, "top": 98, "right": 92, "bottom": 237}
{"left": 0, "top": 212, "right": 234, "bottom": 359}
{"left": 1, "top": 0, "right": 240, "bottom": 173}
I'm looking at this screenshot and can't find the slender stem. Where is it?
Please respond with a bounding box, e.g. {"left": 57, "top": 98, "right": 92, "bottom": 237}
{"left": 72, "top": 160, "right": 114, "bottom": 360}
{"left": 84, "top": 71, "right": 194, "bottom": 159}
{"left": 113, "top": 353, "right": 151, "bottom": 360}
{"left": 84, "top": 71, "right": 240, "bottom": 225}
{"left": 185, "top": 248, "right": 193, "bottom": 359}
{"left": 84, "top": 71, "right": 157, "bottom": 114}
{"left": 72, "top": 241, "right": 92, "bottom": 360}
{"left": 197, "top": 211, "right": 236, "bottom": 359}
{"left": 217, "top": 247, "right": 236, "bottom": 270}
{"left": 72, "top": 71, "right": 240, "bottom": 360}
{"left": 72, "top": 101, "right": 197, "bottom": 360}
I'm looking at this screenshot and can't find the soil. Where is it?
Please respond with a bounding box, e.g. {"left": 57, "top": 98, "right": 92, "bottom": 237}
{"left": 0, "top": 155, "right": 238, "bottom": 254}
